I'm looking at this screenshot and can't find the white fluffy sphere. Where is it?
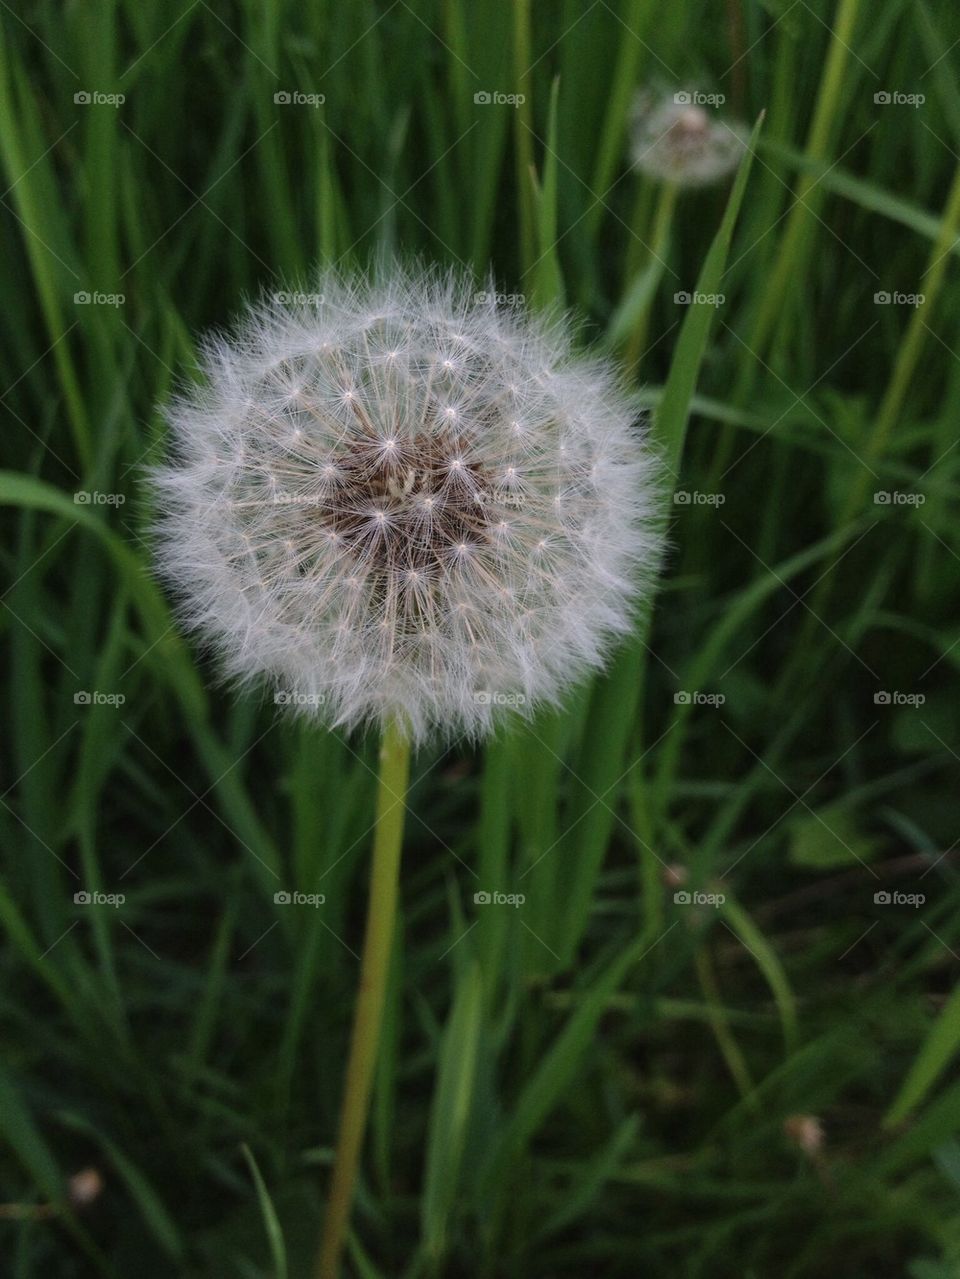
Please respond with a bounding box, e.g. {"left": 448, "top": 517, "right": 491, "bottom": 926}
{"left": 150, "top": 265, "right": 662, "bottom": 744}
{"left": 631, "top": 93, "right": 747, "bottom": 188}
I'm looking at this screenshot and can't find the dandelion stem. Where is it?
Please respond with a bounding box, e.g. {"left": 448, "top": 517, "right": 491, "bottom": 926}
{"left": 513, "top": 0, "right": 535, "bottom": 275}
{"left": 317, "top": 717, "right": 411, "bottom": 1279}
{"left": 624, "top": 180, "right": 677, "bottom": 376}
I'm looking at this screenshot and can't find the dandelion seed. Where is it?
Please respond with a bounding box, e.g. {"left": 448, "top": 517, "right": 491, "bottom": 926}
{"left": 150, "top": 263, "right": 663, "bottom": 744}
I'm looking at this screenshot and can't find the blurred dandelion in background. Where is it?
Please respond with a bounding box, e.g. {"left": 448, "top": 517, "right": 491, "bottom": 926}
{"left": 630, "top": 90, "right": 747, "bottom": 188}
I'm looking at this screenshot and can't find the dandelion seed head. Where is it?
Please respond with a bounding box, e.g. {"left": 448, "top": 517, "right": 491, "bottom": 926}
{"left": 150, "top": 264, "right": 663, "bottom": 743}
{"left": 630, "top": 90, "right": 747, "bottom": 188}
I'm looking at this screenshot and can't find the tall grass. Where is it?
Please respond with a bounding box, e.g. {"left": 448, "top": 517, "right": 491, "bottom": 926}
{"left": 1, "top": 1, "right": 959, "bottom": 1276}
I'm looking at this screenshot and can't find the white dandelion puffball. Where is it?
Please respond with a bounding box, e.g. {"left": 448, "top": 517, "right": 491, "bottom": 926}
{"left": 631, "top": 92, "right": 747, "bottom": 188}
{"left": 151, "top": 265, "right": 662, "bottom": 744}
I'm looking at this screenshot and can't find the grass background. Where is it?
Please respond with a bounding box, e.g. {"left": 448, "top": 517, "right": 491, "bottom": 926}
{"left": 2, "top": 0, "right": 960, "bottom": 1275}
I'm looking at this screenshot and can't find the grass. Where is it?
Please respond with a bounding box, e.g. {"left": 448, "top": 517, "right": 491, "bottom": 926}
{"left": 1, "top": 0, "right": 960, "bottom": 1275}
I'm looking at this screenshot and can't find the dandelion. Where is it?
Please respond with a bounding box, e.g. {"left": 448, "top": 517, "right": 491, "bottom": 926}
{"left": 630, "top": 91, "right": 747, "bottom": 188}
{"left": 149, "top": 263, "right": 663, "bottom": 1279}
{"left": 151, "top": 264, "right": 662, "bottom": 746}
{"left": 622, "top": 92, "right": 748, "bottom": 372}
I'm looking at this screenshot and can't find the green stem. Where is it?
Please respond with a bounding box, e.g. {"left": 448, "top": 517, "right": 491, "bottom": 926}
{"left": 853, "top": 158, "right": 960, "bottom": 511}
{"left": 624, "top": 180, "right": 678, "bottom": 376}
{"left": 624, "top": 177, "right": 655, "bottom": 282}
{"left": 316, "top": 717, "right": 411, "bottom": 1279}
{"left": 694, "top": 946, "right": 756, "bottom": 1102}
{"left": 735, "top": 0, "right": 862, "bottom": 393}
{"left": 779, "top": 157, "right": 960, "bottom": 668}
{"left": 585, "top": 0, "right": 651, "bottom": 241}
{"left": 513, "top": 0, "right": 535, "bottom": 276}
